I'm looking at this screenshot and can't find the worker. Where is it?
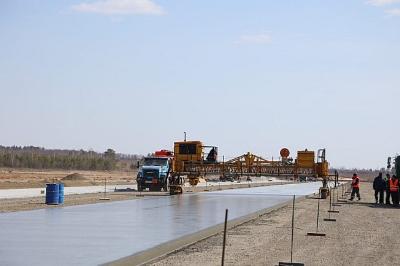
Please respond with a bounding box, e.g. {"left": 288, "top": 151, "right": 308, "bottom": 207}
{"left": 373, "top": 172, "right": 386, "bottom": 204}
{"left": 349, "top": 173, "right": 361, "bottom": 201}
{"left": 206, "top": 148, "right": 217, "bottom": 162}
{"left": 170, "top": 175, "right": 176, "bottom": 185}
{"left": 389, "top": 175, "right": 399, "bottom": 206}
{"left": 385, "top": 173, "right": 391, "bottom": 205}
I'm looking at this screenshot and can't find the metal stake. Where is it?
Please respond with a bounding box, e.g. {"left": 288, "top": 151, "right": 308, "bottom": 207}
{"left": 316, "top": 198, "right": 320, "bottom": 232}
{"left": 290, "top": 195, "right": 295, "bottom": 263}
{"left": 99, "top": 177, "right": 110, "bottom": 200}
{"left": 222, "top": 209, "right": 228, "bottom": 266}
{"left": 324, "top": 196, "right": 336, "bottom": 222}
{"left": 336, "top": 188, "right": 339, "bottom": 202}
{"left": 329, "top": 188, "right": 340, "bottom": 212}
{"left": 279, "top": 196, "right": 304, "bottom": 265}
{"left": 333, "top": 187, "right": 342, "bottom": 206}
{"left": 308, "top": 197, "right": 326, "bottom": 236}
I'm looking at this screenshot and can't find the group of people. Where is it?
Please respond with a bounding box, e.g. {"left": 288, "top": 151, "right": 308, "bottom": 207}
{"left": 349, "top": 173, "right": 399, "bottom": 206}
{"left": 373, "top": 172, "right": 399, "bottom": 205}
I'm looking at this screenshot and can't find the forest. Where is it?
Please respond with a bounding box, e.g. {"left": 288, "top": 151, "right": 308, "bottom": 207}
{"left": 0, "top": 146, "right": 142, "bottom": 171}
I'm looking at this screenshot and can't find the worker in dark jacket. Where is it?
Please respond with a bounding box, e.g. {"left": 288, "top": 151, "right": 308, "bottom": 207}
{"left": 350, "top": 173, "right": 361, "bottom": 201}
{"left": 373, "top": 173, "right": 386, "bottom": 204}
{"left": 385, "top": 173, "right": 391, "bottom": 205}
{"left": 389, "top": 175, "right": 399, "bottom": 206}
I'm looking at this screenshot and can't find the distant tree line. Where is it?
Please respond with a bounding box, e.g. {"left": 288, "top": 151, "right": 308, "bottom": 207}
{"left": 0, "top": 146, "right": 143, "bottom": 171}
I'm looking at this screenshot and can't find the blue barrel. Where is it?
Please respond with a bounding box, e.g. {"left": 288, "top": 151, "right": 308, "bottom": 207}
{"left": 58, "top": 183, "right": 64, "bottom": 204}
{"left": 45, "top": 183, "right": 59, "bottom": 205}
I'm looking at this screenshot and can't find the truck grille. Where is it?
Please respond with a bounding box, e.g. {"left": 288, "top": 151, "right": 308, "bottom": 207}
{"left": 143, "top": 169, "right": 159, "bottom": 180}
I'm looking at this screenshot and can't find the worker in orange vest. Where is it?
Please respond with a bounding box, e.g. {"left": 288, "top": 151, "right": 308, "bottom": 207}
{"left": 389, "top": 175, "right": 399, "bottom": 206}
{"left": 349, "top": 173, "right": 361, "bottom": 201}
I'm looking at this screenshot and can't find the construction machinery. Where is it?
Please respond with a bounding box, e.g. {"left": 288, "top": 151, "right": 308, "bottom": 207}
{"left": 169, "top": 141, "right": 218, "bottom": 194}
{"left": 168, "top": 140, "right": 331, "bottom": 195}
{"left": 397, "top": 156, "right": 400, "bottom": 177}
{"left": 388, "top": 155, "right": 400, "bottom": 177}
{"left": 137, "top": 150, "right": 173, "bottom": 192}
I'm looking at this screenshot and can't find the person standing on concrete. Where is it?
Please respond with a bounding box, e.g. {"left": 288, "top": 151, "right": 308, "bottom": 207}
{"left": 389, "top": 175, "right": 399, "bottom": 206}
{"left": 385, "top": 173, "right": 391, "bottom": 205}
{"left": 373, "top": 173, "right": 386, "bottom": 204}
{"left": 350, "top": 173, "right": 361, "bottom": 201}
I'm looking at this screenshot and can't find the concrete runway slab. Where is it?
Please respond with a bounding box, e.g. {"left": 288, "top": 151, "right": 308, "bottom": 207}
{"left": 0, "top": 182, "right": 320, "bottom": 266}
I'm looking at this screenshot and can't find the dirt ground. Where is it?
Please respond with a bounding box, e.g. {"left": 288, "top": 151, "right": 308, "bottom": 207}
{"left": 149, "top": 183, "right": 400, "bottom": 266}
{"left": 0, "top": 168, "right": 136, "bottom": 189}
{"left": 0, "top": 192, "right": 144, "bottom": 213}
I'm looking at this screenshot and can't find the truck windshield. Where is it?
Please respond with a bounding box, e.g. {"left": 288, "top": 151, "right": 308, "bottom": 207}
{"left": 143, "top": 158, "right": 168, "bottom": 166}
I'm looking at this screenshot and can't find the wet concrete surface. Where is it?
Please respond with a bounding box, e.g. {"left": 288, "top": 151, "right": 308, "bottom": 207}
{"left": 0, "top": 182, "right": 321, "bottom": 266}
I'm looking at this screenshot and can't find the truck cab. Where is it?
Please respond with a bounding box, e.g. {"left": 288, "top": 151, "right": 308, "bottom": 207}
{"left": 137, "top": 153, "right": 172, "bottom": 192}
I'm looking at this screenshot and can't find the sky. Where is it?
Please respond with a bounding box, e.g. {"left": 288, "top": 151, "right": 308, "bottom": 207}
{"left": 0, "top": 0, "right": 399, "bottom": 169}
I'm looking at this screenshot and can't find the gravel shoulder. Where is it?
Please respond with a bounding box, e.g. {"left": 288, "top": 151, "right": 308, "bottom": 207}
{"left": 149, "top": 183, "right": 400, "bottom": 266}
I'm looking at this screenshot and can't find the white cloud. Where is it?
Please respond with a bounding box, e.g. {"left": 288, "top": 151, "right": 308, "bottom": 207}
{"left": 385, "top": 8, "right": 400, "bottom": 15}
{"left": 236, "top": 33, "right": 272, "bottom": 45}
{"left": 366, "top": 0, "right": 400, "bottom": 17}
{"left": 72, "top": 0, "right": 165, "bottom": 15}
{"left": 366, "top": 0, "right": 400, "bottom": 6}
